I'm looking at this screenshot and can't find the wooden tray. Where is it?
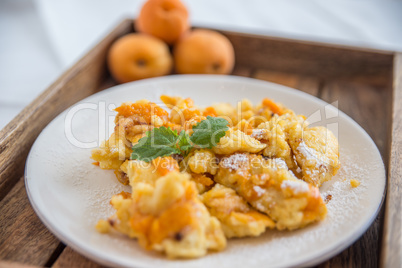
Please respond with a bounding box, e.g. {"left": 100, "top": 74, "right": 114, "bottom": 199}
{"left": 0, "top": 19, "right": 400, "bottom": 268}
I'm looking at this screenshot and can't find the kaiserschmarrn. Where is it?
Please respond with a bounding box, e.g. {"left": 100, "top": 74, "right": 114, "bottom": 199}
{"left": 92, "top": 95, "right": 340, "bottom": 258}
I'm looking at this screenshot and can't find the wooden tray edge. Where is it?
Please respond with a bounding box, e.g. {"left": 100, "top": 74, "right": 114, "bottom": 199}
{"left": 380, "top": 52, "right": 402, "bottom": 268}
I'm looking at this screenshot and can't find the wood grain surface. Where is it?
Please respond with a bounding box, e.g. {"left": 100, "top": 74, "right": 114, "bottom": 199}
{"left": 320, "top": 81, "right": 391, "bottom": 161}
{"left": 0, "top": 261, "right": 41, "bottom": 268}
{"left": 254, "top": 69, "right": 320, "bottom": 96}
{"left": 0, "top": 177, "right": 60, "bottom": 266}
{"left": 380, "top": 53, "right": 402, "bottom": 268}
{"left": 52, "top": 248, "right": 105, "bottom": 268}
{"left": 0, "top": 18, "right": 398, "bottom": 268}
{"left": 223, "top": 30, "right": 393, "bottom": 87}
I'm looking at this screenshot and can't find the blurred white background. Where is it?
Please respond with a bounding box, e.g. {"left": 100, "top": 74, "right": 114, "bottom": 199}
{"left": 1, "top": 0, "right": 402, "bottom": 129}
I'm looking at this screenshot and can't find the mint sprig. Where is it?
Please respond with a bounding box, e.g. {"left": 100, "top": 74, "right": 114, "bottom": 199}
{"left": 191, "top": 116, "right": 229, "bottom": 149}
{"left": 131, "top": 116, "right": 228, "bottom": 162}
{"left": 131, "top": 127, "right": 181, "bottom": 161}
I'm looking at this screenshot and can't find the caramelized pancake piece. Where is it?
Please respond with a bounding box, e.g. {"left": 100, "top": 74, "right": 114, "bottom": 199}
{"left": 190, "top": 173, "right": 215, "bottom": 194}
{"left": 186, "top": 149, "right": 218, "bottom": 175}
{"left": 160, "top": 95, "right": 202, "bottom": 125}
{"left": 102, "top": 171, "right": 226, "bottom": 258}
{"left": 201, "top": 184, "right": 275, "bottom": 238}
{"left": 289, "top": 126, "right": 340, "bottom": 187}
{"left": 210, "top": 102, "right": 237, "bottom": 124}
{"left": 92, "top": 100, "right": 168, "bottom": 171}
{"left": 213, "top": 129, "right": 266, "bottom": 155}
{"left": 255, "top": 119, "right": 295, "bottom": 169}
{"left": 91, "top": 132, "right": 132, "bottom": 170}
{"left": 215, "top": 153, "right": 327, "bottom": 230}
{"left": 121, "top": 157, "right": 180, "bottom": 187}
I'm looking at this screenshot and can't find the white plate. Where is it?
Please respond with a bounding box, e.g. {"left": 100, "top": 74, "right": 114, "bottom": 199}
{"left": 25, "top": 75, "right": 385, "bottom": 268}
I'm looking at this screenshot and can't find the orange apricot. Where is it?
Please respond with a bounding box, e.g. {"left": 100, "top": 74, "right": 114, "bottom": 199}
{"left": 136, "top": 0, "right": 190, "bottom": 45}
{"left": 174, "top": 29, "right": 235, "bottom": 74}
{"left": 107, "top": 33, "right": 172, "bottom": 83}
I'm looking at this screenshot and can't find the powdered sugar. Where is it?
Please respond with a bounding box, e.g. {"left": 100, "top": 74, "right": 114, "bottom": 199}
{"left": 297, "top": 141, "right": 329, "bottom": 168}
{"left": 281, "top": 180, "right": 309, "bottom": 194}
{"left": 297, "top": 141, "right": 316, "bottom": 160}
{"left": 221, "top": 153, "right": 248, "bottom": 171}
{"left": 253, "top": 185, "right": 266, "bottom": 196}
{"left": 272, "top": 158, "right": 288, "bottom": 170}
{"left": 317, "top": 147, "right": 371, "bottom": 229}
{"left": 250, "top": 129, "right": 267, "bottom": 140}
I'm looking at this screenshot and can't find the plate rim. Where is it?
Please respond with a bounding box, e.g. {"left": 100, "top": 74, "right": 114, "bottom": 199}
{"left": 24, "top": 74, "right": 386, "bottom": 268}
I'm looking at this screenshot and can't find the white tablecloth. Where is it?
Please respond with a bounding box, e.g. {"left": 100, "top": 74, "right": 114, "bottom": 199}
{"left": 1, "top": 0, "right": 402, "bottom": 129}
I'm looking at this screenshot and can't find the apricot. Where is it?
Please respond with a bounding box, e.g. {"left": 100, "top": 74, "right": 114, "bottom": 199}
{"left": 174, "top": 29, "right": 235, "bottom": 74}
{"left": 136, "top": 0, "right": 190, "bottom": 45}
{"left": 108, "top": 33, "right": 173, "bottom": 83}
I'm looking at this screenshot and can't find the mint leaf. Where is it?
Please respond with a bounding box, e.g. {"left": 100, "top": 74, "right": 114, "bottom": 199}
{"left": 130, "top": 117, "right": 229, "bottom": 162}
{"left": 177, "top": 130, "right": 192, "bottom": 156}
{"left": 131, "top": 127, "right": 180, "bottom": 161}
{"left": 190, "top": 116, "right": 229, "bottom": 149}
